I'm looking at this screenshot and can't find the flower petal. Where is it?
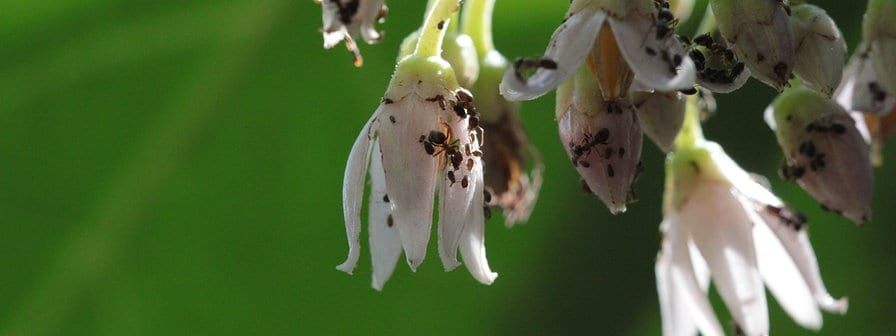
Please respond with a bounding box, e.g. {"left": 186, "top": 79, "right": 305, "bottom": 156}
{"left": 337, "top": 109, "right": 380, "bottom": 274}
{"left": 683, "top": 182, "right": 768, "bottom": 336}
{"left": 378, "top": 97, "right": 441, "bottom": 270}
{"left": 437, "top": 119, "right": 478, "bottom": 272}
{"left": 458, "top": 172, "right": 497, "bottom": 285}
{"left": 743, "top": 196, "right": 822, "bottom": 330}
{"left": 368, "top": 140, "right": 403, "bottom": 291}
{"left": 610, "top": 15, "right": 696, "bottom": 91}
{"left": 657, "top": 217, "right": 725, "bottom": 336}
{"left": 499, "top": 6, "right": 606, "bottom": 101}
{"left": 757, "top": 206, "right": 849, "bottom": 314}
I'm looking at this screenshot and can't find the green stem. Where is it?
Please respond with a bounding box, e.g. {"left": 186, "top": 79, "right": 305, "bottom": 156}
{"left": 695, "top": 3, "right": 717, "bottom": 35}
{"left": 414, "top": 0, "right": 459, "bottom": 57}
{"left": 673, "top": 94, "right": 705, "bottom": 150}
{"left": 461, "top": 0, "right": 496, "bottom": 57}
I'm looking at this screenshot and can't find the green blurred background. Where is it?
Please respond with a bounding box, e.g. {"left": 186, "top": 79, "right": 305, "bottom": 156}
{"left": 0, "top": 0, "right": 892, "bottom": 335}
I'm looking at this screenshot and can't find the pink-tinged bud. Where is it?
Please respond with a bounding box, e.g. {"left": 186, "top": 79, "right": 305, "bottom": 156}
{"left": 557, "top": 66, "right": 643, "bottom": 214}
{"left": 767, "top": 85, "right": 873, "bottom": 224}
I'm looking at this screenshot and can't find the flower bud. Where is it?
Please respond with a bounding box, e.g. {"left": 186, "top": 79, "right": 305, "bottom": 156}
{"left": 767, "top": 85, "right": 873, "bottom": 224}
{"left": 864, "top": 0, "right": 896, "bottom": 95}
{"left": 835, "top": 49, "right": 896, "bottom": 114}
{"left": 789, "top": 4, "right": 847, "bottom": 98}
{"left": 632, "top": 91, "right": 685, "bottom": 153}
{"left": 557, "top": 66, "right": 643, "bottom": 214}
{"left": 710, "top": 0, "right": 794, "bottom": 90}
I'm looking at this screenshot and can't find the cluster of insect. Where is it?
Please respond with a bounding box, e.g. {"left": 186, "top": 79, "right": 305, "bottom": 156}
{"left": 415, "top": 88, "right": 494, "bottom": 219}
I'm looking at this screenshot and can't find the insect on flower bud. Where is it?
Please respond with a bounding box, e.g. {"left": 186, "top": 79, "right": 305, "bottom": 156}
{"left": 767, "top": 85, "right": 873, "bottom": 224}
{"left": 864, "top": 0, "right": 896, "bottom": 96}
{"left": 557, "top": 66, "right": 643, "bottom": 214}
{"left": 789, "top": 4, "right": 847, "bottom": 98}
{"left": 710, "top": 0, "right": 795, "bottom": 90}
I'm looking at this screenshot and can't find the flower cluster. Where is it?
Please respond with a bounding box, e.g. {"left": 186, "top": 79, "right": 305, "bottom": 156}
{"left": 318, "top": 0, "right": 890, "bottom": 334}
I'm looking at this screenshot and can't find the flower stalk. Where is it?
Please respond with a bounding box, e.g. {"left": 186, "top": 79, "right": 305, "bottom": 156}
{"left": 414, "top": 0, "right": 459, "bottom": 58}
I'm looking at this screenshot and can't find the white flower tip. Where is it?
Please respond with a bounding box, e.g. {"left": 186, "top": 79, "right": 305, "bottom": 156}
{"left": 406, "top": 256, "right": 423, "bottom": 272}
{"left": 475, "top": 271, "right": 498, "bottom": 285}
{"left": 335, "top": 262, "right": 355, "bottom": 275}
{"left": 442, "top": 260, "right": 461, "bottom": 272}
{"left": 371, "top": 277, "right": 386, "bottom": 291}
{"left": 819, "top": 295, "right": 849, "bottom": 315}
{"left": 607, "top": 202, "right": 627, "bottom": 215}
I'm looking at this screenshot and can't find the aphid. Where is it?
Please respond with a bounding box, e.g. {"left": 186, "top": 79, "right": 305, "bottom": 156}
{"left": 418, "top": 135, "right": 426, "bottom": 143}
{"left": 461, "top": 175, "right": 469, "bottom": 188}
{"left": 672, "top": 54, "right": 682, "bottom": 66}
{"left": 472, "top": 150, "right": 482, "bottom": 157}
{"left": 382, "top": 98, "right": 394, "bottom": 104}
{"left": 618, "top": 147, "right": 625, "bottom": 158}
{"left": 467, "top": 158, "right": 474, "bottom": 170}
{"left": 387, "top": 214, "right": 394, "bottom": 227}
{"left": 483, "top": 189, "right": 492, "bottom": 203}
{"left": 645, "top": 47, "right": 657, "bottom": 56}
{"left": 729, "top": 62, "right": 745, "bottom": 78}
{"left": 437, "top": 20, "right": 445, "bottom": 30}
{"left": 426, "top": 94, "right": 447, "bottom": 110}
{"left": 831, "top": 123, "right": 846, "bottom": 134}
{"left": 389, "top": 115, "right": 396, "bottom": 123}
{"left": 679, "top": 87, "right": 698, "bottom": 95}
{"left": 539, "top": 58, "right": 558, "bottom": 69}
{"left": 428, "top": 130, "right": 447, "bottom": 145}
{"left": 773, "top": 62, "right": 788, "bottom": 79}
{"left": 868, "top": 82, "right": 888, "bottom": 102}
{"left": 580, "top": 160, "right": 591, "bottom": 168}
{"left": 468, "top": 116, "right": 480, "bottom": 130}
{"left": 453, "top": 104, "right": 467, "bottom": 118}
{"left": 693, "top": 34, "right": 713, "bottom": 47}
{"left": 607, "top": 164, "right": 615, "bottom": 178}
{"left": 595, "top": 128, "right": 611, "bottom": 143}
{"left": 383, "top": 194, "right": 390, "bottom": 202}
{"left": 456, "top": 88, "right": 474, "bottom": 103}
{"left": 447, "top": 170, "right": 456, "bottom": 184}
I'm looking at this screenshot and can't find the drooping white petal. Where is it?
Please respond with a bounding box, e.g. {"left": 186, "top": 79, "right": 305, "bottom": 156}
{"left": 757, "top": 207, "right": 849, "bottom": 314}
{"left": 337, "top": 110, "right": 380, "bottom": 274}
{"left": 499, "top": 7, "right": 606, "bottom": 101}
{"left": 377, "top": 97, "right": 441, "bottom": 270}
{"left": 706, "top": 142, "right": 782, "bottom": 207}
{"left": 657, "top": 217, "right": 725, "bottom": 336}
{"left": 610, "top": 15, "right": 696, "bottom": 91}
{"left": 367, "top": 141, "right": 403, "bottom": 290}
{"left": 438, "top": 118, "right": 478, "bottom": 271}
{"left": 742, "top": 196, "right": 822, "bottom": 330}
{"left": 457, "top": 162, "right": 497, "bottom": 285}
{"left": 683, "top": 182, "right": 768, "bottom": 336}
